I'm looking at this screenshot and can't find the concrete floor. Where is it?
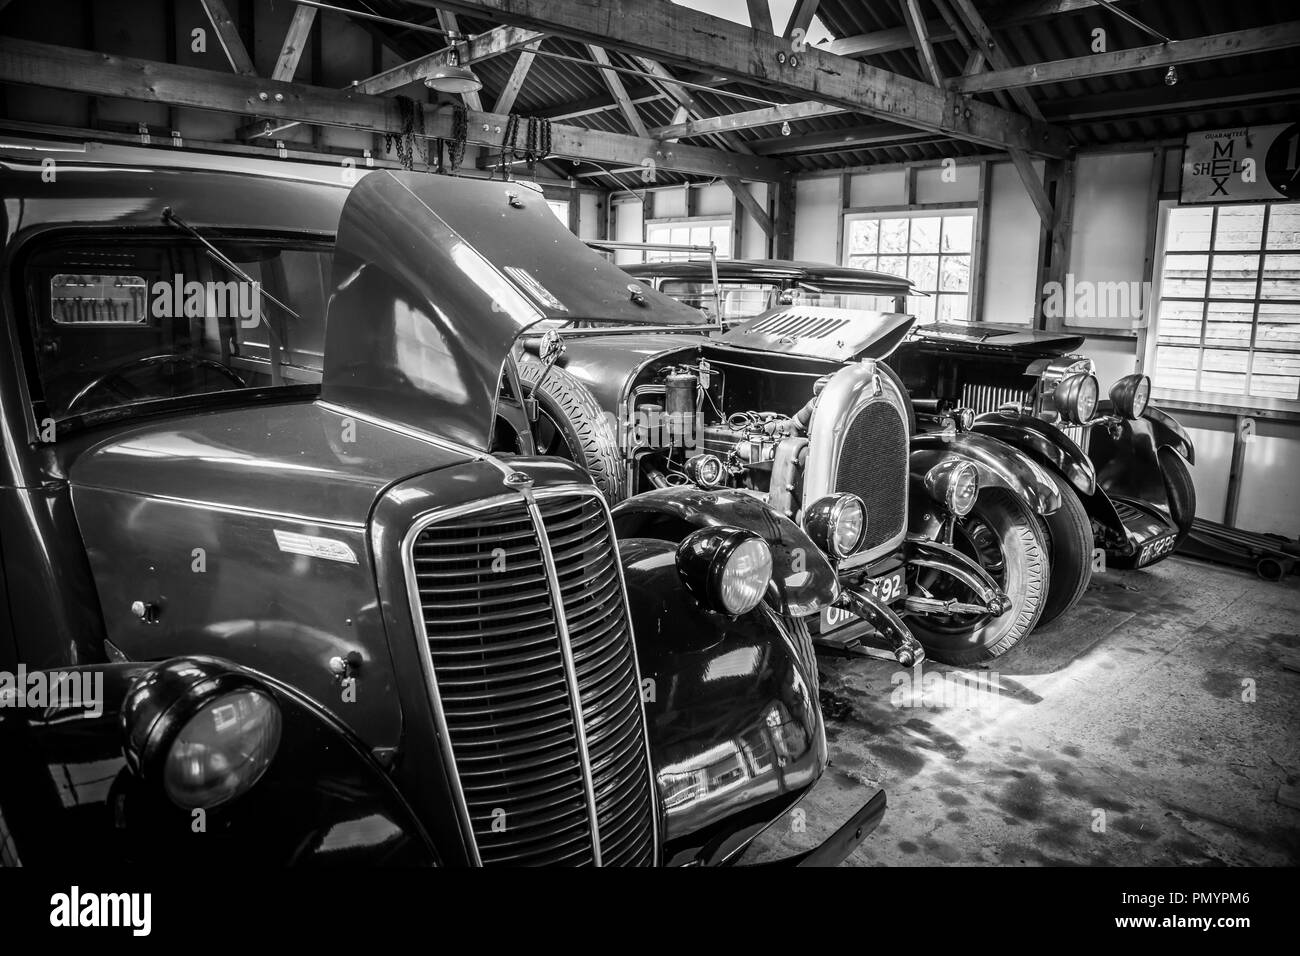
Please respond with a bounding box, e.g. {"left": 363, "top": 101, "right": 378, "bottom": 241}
{"left": 746, "top": 554, "right": 1300, "bottom": 866}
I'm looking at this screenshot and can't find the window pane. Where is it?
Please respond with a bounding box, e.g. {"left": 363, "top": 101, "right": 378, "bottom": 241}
{"left": 939, "top": 255, "right": 970, "bottom": 292}
{"left": 1265, "top": 204, "right": 1300, "bottom": 250}
{"left": 1249, "top": 352, "right": 1300, "bottom": 400}
{"left": 1161, "top": 254, "right": 1209, "bottom": 297}
{"left": 1208, "top": 253, "right": 1260, "bottom": 299}
{"left": 1261, "top": 254, "right": 1300, "bottom": 300}
{"left": 1157, "top": 300, "right": 1203, "bottom": 344}
{"left": 941, "top": 216, "right": 973, "bottom": 254}
{"left": 877, "top": 255, "right": 907, "bottom": 278}
{"left": 689, "top": 225, "right": 710, "bottom": 246}
{"left": 712, "top": 226, "right": 731, "bottom": 259}
{"left": 909, "top": 217, "right": 941, "bottom": 253}
{"left": 1154, "top": 345, "right": 1199, "bottom": 390}
{"left": 1166, "top": 206, "right": 1213, "bottom": 251}
{"left": 879, "top": 219, "right": 908, "bottom": 254}
{"left": 1214, "top": 205, "right": 1265, "bottom": 250}
{"left": 907, "top": 255, "right": 938, "bottom": 291}
{"left": 848, "top": 219, "right": 878, "bottom": 254}
{"left": 1201, "top": 348, "right": 1249, "bottom": 394}
{"left": 910, "top": 295, "right": 936, "bottom": 324}
{"left": 1257, "top": 303, "right": 1300, "bottom": 349}
{"left": 847, "top": 255, "right": 878, "bottom": 271}
{"left": 937, "top": 294, "right": 969, "bottom": 323}
{"left": 1204, "top": 301, "right": 1254, "bottom": 348}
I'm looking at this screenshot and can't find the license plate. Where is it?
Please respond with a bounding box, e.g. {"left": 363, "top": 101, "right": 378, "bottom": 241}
{"left": 820, "top": 569, "right": 907, "bottom": 634}
{"left": 1136, "top": 533, "right": 1177, "bottom": 566}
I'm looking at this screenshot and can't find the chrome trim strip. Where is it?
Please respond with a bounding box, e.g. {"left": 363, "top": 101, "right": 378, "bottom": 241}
{"left": 399, "top": 491, "right": 529, "bottom": 868}
{"left": 534, "top": 484, "right": 663, "bottom": 867}
{"left": 525, "top": 484, "right": 603, "bottom": 866}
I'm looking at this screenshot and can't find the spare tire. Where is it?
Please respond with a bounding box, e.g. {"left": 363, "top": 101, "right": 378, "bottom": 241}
{"left": 517, "top": 358, "right": 627, "bottom": 504}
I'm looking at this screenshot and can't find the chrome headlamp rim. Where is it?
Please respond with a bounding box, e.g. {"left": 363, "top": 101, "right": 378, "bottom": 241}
{"left": 1109, "top": 373, "right": 1151, "bottom": 420}
{"left": 1053, "top": 372, "right": 1100, "bottom": 425}
{"left": 802, "top": 493, "right": 867, "bottom": 559}
{"left": 923, "top": 457, "right": 980, "bottom": 518}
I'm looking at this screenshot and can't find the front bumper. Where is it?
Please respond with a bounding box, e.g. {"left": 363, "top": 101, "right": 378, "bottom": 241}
{"left": 750, "top": 790, "right": 888, "bottom": 867}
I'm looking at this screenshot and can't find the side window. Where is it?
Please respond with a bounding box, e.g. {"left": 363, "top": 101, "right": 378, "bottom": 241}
{"left": 23, "top": 235, "right": 333, "bottom": 422}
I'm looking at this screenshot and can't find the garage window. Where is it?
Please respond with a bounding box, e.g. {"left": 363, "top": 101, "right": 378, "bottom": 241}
{"left": 1150, "top": 202, "right": 1300, "bottom": 412}
{"left": 842, "top": 210, "right": 975, "bottom": 323}
{"left": 644, "top": 219, "right": 731, "bottom": 261}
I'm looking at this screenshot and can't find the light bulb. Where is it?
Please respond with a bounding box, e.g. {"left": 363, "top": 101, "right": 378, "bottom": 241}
{"left": 781, "top": 120, "right": 791, "bottom": 136}
{"left": 1164, "top": 65, "right": 1177, "bottom": 86}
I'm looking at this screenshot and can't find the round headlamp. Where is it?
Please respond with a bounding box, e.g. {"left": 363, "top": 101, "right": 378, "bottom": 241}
{"left": 802, "top": 493, "right": 867, "bottom": 558}
{"left": 676, "top": 527, "right": 773, "bottom": 616}
{"left": 924, "top": 458, "right": 980, "bottom": 517}
{"left": 1109, "top": 373, "right": 1151, "bottom": 420}
{"left": 684, "top": 453, "right": 727, "bottom": 490}
{"left": 1053, "top": 372, "right": 1100, "bottom": 425}
{"left": 123, "top": 657, "right": 282, "bottom": 810}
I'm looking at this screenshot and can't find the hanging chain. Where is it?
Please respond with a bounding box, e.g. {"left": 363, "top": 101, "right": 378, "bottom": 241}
{"left": 383, "top": 95, "right": 428, "bottom": 171}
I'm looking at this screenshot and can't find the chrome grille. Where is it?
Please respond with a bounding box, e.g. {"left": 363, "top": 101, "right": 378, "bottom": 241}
{"left": 407, "top": 490, "right": 656, "bottom": 867}
{"left": 834, "top": 400, "right": 908, "bottom": 555}
{"left": 961, "top": 383, "right": 1030, "bottom": 415}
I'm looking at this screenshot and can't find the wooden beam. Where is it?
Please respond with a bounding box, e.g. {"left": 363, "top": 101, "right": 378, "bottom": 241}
{"left": 1009, "top": 148, "right": 1053, "bottom": 228}
{"left": 271, "top": 4, "right": 317, "bottom": 82}
{"left": 952, "top": 22, "right": 1300, "bottom": 93}
{"left": 433, "top": 8, "right": 482, "bottom": 111}
{"left": 948, "top": 0, "right": 1043, "bottom": 119}
{"left": 725, "top": 177, "right": 773, "bottom": 238}
{"left": 783, "top": 0, "right": 821, "bottom": 40}
{"left": 746, "top": 0, "right": 773, "bottom": 35}
{"left": 631, "top": 56, "right": 755, "bottom": 154}
{"left": 587, "top": 45, "right": 649, "bottom": 137}
{"left": 492, "top": 40, "right": 541, "bottom": 114}
{"left": 0, "top": 37, "right": 788, "bottom": 181}
{"left": 416, "top": 0, "right": 1072, "bottom": 157}
{"left": 900, "top": 0, "right": 942, "bottom": 85}
{"left": 1036, "top": 157, "right": 1075, "bottom": 331}
{"left": 749, "top": 122, "right": 934, "bottom": 155}
{"left": 651, "top": 100, "right": 847, "bottom": 139}
{"left": 774, "top": 176, "right": 795, "bottom": 259}
{"left": 242, "top": 25, "right": 543, "bottom": 139}
{"left": 199, "top": 0, "right": 256, "bottom": 76}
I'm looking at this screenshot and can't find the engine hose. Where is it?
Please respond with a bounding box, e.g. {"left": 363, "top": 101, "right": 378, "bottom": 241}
{"left": 643, "top": 463, "right": 670, "bottom": 489}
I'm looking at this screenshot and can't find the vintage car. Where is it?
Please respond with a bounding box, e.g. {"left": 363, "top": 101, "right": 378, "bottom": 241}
{"left": 536, "top": 257, "right": 1063, "bottom": 666}
{"left": 629, "top": 257, "right": 1190, "bottom": 628}
{"left": 0, "top": 148, "right": 885, "bottom": 867}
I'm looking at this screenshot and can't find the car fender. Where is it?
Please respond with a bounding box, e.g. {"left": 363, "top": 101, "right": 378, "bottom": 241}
{"left": 618, "top": 537, "right": 825, "bottom": 866}
{"left": 971, "top": 411, "right": 1097, "bottom": 496}
{"left": 910, "top": 431, "right": 1063, "bottom": 515}
{"left": 0, "top": 658, "right": 437, "bottom": 866}
{"left": 1144, "top": 404, "right": 1195, "bottom": 464}
{"left": 612, "top": 486, "right": 839, "bottom": 618}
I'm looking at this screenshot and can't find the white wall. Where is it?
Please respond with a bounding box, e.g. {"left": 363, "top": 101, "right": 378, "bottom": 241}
{"left": 793, "top": 175, "right": 838, "bottom": 263}
{"left": 982, "top": 159, "right": 1042, "bottom": 325}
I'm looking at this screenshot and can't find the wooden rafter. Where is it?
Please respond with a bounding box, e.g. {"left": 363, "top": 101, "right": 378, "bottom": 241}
{"left": 746, "top": 0, "right": 773, "bottom": 36}
{"left": 726, "top": 176, "right": 773, "bottom": 237}
{"left": 952, "top": 21, "right": 1300, "bottom": 93}
{"left": 0, "top": 37, "right": 789, "bottom": 181}
{"left": 198, "top": 0, "right": 256, "bottom": 76}
{"left": 433, "top": 7, "right": 483, "bottom": 111}
{"left": 947, "top": 0, "right": 1043, "bottom": 119}
{"left": 899, "top": 0, "right": 942, "bottom": 85}
{"left": 415, "top": 0, "right": 1071, "bottom": 157}
{"left": 782, "top": 0, "right": 821, "bottom": 40}
{"left": 271, "top": 4, "right": 317, "bottom": 82}
{"left": 586, "top": 45, "right": 649, "bottom": 137}
{"left": 492, "top": 40, "right": 541, "bottom": 115}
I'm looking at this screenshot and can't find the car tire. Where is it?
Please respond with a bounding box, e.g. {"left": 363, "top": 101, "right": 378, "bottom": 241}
{"left": 907, "top": 489, "right": 1050, "bottom": 666}
{"left": 1160, "top": 447, "right": 1196, "bottom": 553}
{"left": 517, "top": 358, "right": 627, "bottom": 504}
{"left": 1035, "top": 470, "right": 1094, "bottom": 627}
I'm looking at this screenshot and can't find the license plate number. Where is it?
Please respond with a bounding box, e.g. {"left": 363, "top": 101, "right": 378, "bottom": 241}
{"left": 820, "top": 569, "right": 906, "bottom": 634}
{"left": 1137, "top": 533, "right": 1176, "bottom": 566}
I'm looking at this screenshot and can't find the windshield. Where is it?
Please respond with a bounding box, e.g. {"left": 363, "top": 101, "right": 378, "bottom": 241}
{"left": 660, "top": 279, "right": 905, "bottom": 322}
{"left": 24, "top": 233, "right": 331, "bottom": 425}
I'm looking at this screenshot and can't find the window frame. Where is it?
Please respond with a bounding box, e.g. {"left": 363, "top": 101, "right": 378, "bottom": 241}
{"left": 1144, "top": 199, "right": 1300, "bottom": 416}
{"left": 642, "top": 216, "right": 733, "bottom": 263}
{"left": 840, "top": 206, "right": 978, "bottom": 325}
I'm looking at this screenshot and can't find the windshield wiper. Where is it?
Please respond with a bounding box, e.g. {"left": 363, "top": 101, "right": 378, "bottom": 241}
{"left": 161, "top": 206, "right": 295, "bottom": 385}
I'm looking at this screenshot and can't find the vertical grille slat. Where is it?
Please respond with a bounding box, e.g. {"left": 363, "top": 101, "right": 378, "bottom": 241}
{"left": 833, "top": 400, "right": 908, "bottom": 554}
{"left": 407, "top": 491, "right": 656, "bottom": 867}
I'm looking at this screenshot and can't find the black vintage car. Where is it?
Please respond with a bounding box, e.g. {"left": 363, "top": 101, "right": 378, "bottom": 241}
{"left": 545, "top": 258, "right": 1064, "bottom": 666}
{"left": 0, "top": 146, "right": 884, "bottom": 867}
{"left": 630, "top": 258, "right": 1193, "bottom": 632}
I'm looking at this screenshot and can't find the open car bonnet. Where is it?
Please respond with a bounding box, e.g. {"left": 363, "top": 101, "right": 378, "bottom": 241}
{"left": 718, "top": 306, "right": 916, "bottom": 362}
{"left": 909, "top": 322, "right": 1086, "bottom": 355}
{"left": 321, "top": 170, "right": 701, "bottom": 450}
